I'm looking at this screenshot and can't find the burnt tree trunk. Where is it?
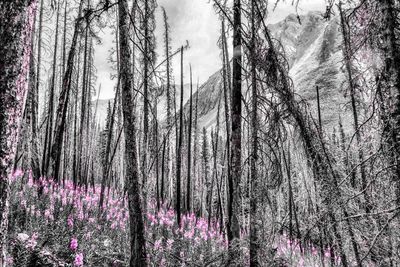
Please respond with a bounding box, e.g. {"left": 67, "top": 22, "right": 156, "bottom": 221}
{"left": 42, "top": 2, "right": 60, "bottom": 176}
{"left": 187, "top": 65, "right": 193, "bottom": 213}
{"left": 0, "top": 0, "right": 38, "bottom": 264}
{"left": 118, "top": 0, "right": 147, "bottom": 265}
{"left": 249, "top": 0, "right": 259, "bottom": 264}
{"left": 228, "top": 0, "right": 242, "bottom": 255}
{"left": 176, "top": 47, "right": 184, "bottom": 226}
{"left": 50, "top": 0, "right": 84, "bottom": 182}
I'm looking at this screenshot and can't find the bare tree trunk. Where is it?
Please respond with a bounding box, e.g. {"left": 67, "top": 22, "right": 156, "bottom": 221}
{"left": 210, "top": 98, "right": 221, "bottom": 227}
{"left": 28, "top": 18, "right": 42, "bottom": 181}
{"left": 118, "top": 0, "right": 147, "bottom": 265}
{"left": 221, "top": 19, "right": 231, "bottom": 220}
{"left": 176, "top": 47, "right": 184, "bottom": 226}
{"left": 162, "top": 7, "right": 173, "bottom": 208}
{"left": 187, "top": 65, "right": 193, "bottom": 213}
{"left": 141, "top": 0, "right": 150, "bottom": 205}
{"left": 193, "top": 87, "right": 199, "bottom": 213}
{"left": 202, "top": 128, "right": 210, "bottom": 218}
{"left": 72, "top": 42, "right": 82, "bottom": 187}
{"left": 42, "top": 2, "right": 60, "bottom": 176}
{"left": 0, "top": 1, "right": 37, "bottom": 264}
{"left": 338, "top": 3, "right": 370, "bottom": 213}
{"left": 78, "top": 8, "right": 90, "bottom": 184}
{"left": 50, "top": 0, "right": 84, "bottom": 182}
{"left": 378, "top": 0, "right": 400, "bottom": 207}
{"left": 257, "top": 8, "right": 349, "bottom": 264}
{"left": 99, "top": 72, "right": 120, "bottom": 209}
{"left": 249, "top": 1, "right": 259, "bottom": 264}
{"left": 228, "top": 0, "right": 242, "bottom": 259}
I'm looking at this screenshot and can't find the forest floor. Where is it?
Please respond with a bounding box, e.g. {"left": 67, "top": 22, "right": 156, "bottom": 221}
{"left": 6, "top": 170, "right": 344, "bottom": 266}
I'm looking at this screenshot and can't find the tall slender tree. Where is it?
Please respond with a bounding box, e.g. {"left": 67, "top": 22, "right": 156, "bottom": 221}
{"left": 42, "top": 1, "right": 61, "bottom": 175}
{"left": 187, "top": 65, "right": 193, "bottom": 212}
{"left": 249, "top": 0, "right": 259, "bottom": 265}
{"left": 118, "top": 0, "right": 147, "bottom": 265}
{"left": 50, "top": 0, "right": 85, "bottom": 181}
{"left": 176, "top": 46, "right": 184, "bottom": 226}
{"left": 228, "top": 0, "right": 242, "bottom": 253}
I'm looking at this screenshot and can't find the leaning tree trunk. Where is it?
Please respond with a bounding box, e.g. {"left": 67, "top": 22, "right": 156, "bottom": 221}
{"left": 49, "top": 0, "right": 84, "bottom": 182}
{"left": 118, "top": 0, "right": 147, "bottom": 266}
{"left": 256, "top": 7, "right": 350, "bottom": 265}
{"left": 0, "top": 0, "right": 38, "bottom": 264}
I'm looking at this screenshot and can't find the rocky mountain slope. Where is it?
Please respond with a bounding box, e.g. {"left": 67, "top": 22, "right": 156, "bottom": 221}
{"left": 95, "top": 11, "right": 352, "bottom": 133}
{"left": 190, "top": 11, "right": 352, "bottom": 132}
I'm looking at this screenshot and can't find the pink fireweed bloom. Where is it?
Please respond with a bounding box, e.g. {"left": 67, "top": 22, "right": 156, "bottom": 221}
{"left": 12, "top": 169, "right": 24, "bottom": 179}
{"left": 166, "top": 239, "right": 174, "bottom": 250}
{"left": 67, "top": 216, "right": 74, "bottom": 228}
{"left": 324, "top": 250, "right": 331, "bottom": 258}
{"left": 311, "top": 246, "right": 318, "bottom": 256}
{"left": 27, "top": 232, "right": 38, "bottom": 249}
{"left": 44, "top": 209, "right": 53, "bottom": 221}
{"left": 70, "top": 238, "right": 78, "bottom": 251}
{"left": 154, "top": 239, "right": 162, "bottom": 250}
{"left": 5, "top": 256, "right": 14, "bottom": 265}
{"left": 74, "top": 253, "right": 84, "bottom": 266}
{"left": 184, "top": 229, "right": 195, "bottom": 239}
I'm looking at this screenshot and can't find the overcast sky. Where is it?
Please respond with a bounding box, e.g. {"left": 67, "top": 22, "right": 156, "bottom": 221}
{"left": 95, "top": 0, "right": 326, "bottom": 99}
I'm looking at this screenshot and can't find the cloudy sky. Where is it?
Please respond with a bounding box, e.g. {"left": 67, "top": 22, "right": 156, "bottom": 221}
{"left": 95, "top": 0, "right": 326, "bottom": 99}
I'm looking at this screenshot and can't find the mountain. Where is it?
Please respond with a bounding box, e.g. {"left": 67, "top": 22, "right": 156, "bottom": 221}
{"left": 95, "top": 11, "right": 352, "bottom": 133}
{"left": 93, "top": 83, "right": 197, "bottom": 127}
{"left": 189, "top": 11, "right": 353, "bottom": 133}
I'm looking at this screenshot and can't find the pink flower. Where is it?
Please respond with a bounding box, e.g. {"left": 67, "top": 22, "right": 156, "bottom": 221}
{"left": 166, "top": 239, "right": 174, "bottom": 250}
{"left": 154, "top": 239, "right": 162, "bottom": 250}
{"left": 70, "top": 238, "right": 78, "bottom": 251}
{"left": 68, "top": 216, "right": 74, "bottom": 228}
{"left": 74, "top": 253, "right": 84, "bottom": 266}
{"left": 27, "top": 232, "right": 38, "bottom": 249}
{"left": 184, "top": 229, "right": 195, "bottom": 239}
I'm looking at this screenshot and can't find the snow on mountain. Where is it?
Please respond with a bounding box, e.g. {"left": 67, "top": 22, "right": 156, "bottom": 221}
{"left": 188, "top": 11, "right": 353, "bottom": 132}
{"left": 95, "top": 11, "right": 353, "bottom": 133}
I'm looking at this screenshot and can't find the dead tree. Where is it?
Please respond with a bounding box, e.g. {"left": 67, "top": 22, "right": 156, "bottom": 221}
{"left": 118, "top": 0, "right": 147, "bottom": 265}
{"left": 255, "top": 4, "right": 353, "bottom": 264}
{"left": 377, "top": 0, "right": 400, "bottom": 208}
{"left": 42, "top": 2, "right": 61, "bottom": 176}
{"left": 187, "top": 65, "right": 194, "bottom": 212}
{"left": 0, "top": 0, "right": 38, "bottom": 264}
{"left": 227, "top": 0, "right": 242, "bottom": 257}
{"left": 162, "top": 7, "right": 173, "bottom": 206}
{"left": 49, "top": 0, "right": 85, "bottom": 181}
{"left": 176, "top": 46, "right": 184, "bottom": 226}
{"left": 338, "top": 3, "right": 370, "bottom": 213}
{"left": 249, "top": 0, "right": 260, "bottom": 265}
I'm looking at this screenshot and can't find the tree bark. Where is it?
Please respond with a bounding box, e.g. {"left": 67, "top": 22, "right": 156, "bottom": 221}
{"left": 0, "top": 0, "right": 38, "bottom": 264}
{"left": 118, "top": 0, "right": 147, "bottom": 265}
{"left": 187, "top": 65, "right": 193, "bottom": 213}
{"left": 249, "top": 0, "right": 259, "bottom": 265}
{"left": 50, "top": 0, "right": 84, "bottom": 182}
{"left": 42, "top": 2, "right": 60, "bottom": 176}
{"left": 228, "top": 0, "right": 242, "bottom": 254}
{"left": 176, "top": 47, "right": 184, "bottom": 226}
